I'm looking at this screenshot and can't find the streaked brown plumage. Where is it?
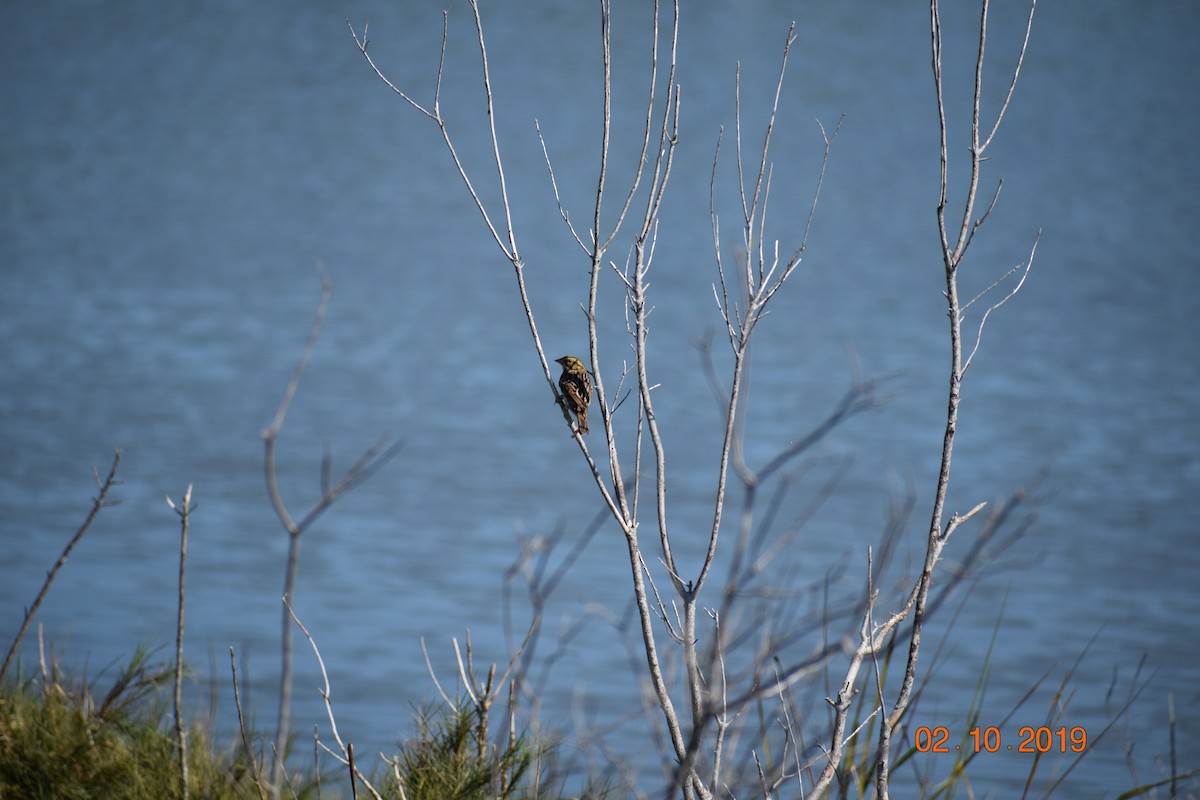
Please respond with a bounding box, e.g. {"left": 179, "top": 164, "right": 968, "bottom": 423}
{"left": 555, "top": 355, "right": 592, "bottom": 434}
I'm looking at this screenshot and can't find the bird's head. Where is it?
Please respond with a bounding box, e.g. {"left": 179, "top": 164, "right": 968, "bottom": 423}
{"left": 556, "top": 356, "right": 584, "bottom": 370}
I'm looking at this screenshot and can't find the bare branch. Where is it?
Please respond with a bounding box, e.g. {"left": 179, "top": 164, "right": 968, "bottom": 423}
{"left": 535, "top": 118, "right": 591, "bottom": 255}
{"left": 467, "top": 0, "right": 519, "bottom": 258}
{"left": 872, "top": 3, "right": 1038, "bottom": 795}
{"left": 263, "top": 265, "right": 400, "bottom": 796}
{"left": 0, "top": 448, "right": 123, "bottom": 684}
{"left": 167, "top": 482, "right": 194, "bottom": 800}
{"left": 420, "top": 637, "right": 455, "bottom": 711}
{"left": 230, "top": 647, "right": 269, "bottom": 800}
{"left": 263, "top": 263, "right": 332, "bottom": 537}
{"left": 962, "top": 231, "right": 1040, "bottom": 376}
{"left": 345, "top": 19, "right": 439, "bottom": 119}
{"left": 772, "top": 115, "right": 843, "bottom": 293}
{"left": 286, "top": 601, "right": 385, "bottom": 800}
{"left": 980, "top": 1, "right": 1037, "bottom": 153}
{"left": 349, "top": 14, "right": 514, "bottom": 260}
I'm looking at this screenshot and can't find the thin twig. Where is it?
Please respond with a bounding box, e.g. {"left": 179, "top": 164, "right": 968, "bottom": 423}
{"left": 962, "top": 231, "right": 1040, "bottom": 376}
{"left": 0, "top": 449, "right": 123, "bottom": 684}
{"left": 230, "top": 647, "right": 269, "bottom": 800}
{"left": 349, "top": 16, "right": 511, "bottom": 258}
{"left": 285, "top": 600, "right": 384, "bottom": 800}
{"left": 535, "top": 119, "right": 590, "bottom": 255}
{"left": 166, "top": 483, "right": 195, "bottom": 800}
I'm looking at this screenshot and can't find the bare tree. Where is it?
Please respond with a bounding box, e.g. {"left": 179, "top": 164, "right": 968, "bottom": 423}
{"left": 350, "top": 1, "right": 1038, "bottom": 797}
{"left": 865, "top": 2, "right": 1038, "bottom": 796}
{"left": 262, "top": 264, "right": 402, "bottom": 797}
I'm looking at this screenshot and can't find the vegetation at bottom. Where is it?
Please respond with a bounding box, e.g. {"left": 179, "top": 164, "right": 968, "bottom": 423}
{"left": 0, "top": 650, "right": 291, "bottom": 800}
{"left": 0, "top": 649, "right": 600, "bottom": 800}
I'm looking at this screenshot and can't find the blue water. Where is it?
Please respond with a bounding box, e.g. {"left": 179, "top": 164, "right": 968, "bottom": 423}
{"left": 2, "top": 1, "right": 1197, "bottom": 796}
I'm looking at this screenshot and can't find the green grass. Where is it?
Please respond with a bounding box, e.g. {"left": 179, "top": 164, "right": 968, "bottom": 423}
{"left": 0, "top": 649, "right": 281, "bottom": 800}
{"left": 0, "top": 650, "right": 602, "bottom": 800}
{"left": 3, "top": 642, "right": 1191, "bottom": 799}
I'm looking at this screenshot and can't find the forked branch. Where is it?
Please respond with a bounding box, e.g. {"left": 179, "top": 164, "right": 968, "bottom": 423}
{"left": 866, "top": 2, "right": 1038, "bottom": 796}
{"left": 263, "top": 265, "right": 401, "bottom": 797}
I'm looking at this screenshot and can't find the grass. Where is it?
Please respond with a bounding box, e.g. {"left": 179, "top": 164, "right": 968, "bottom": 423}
{"left": 0, "top": 648, "right": 283, "bottom": 800}
{"left": 0, "top": 649, "right": 607, "bottom": 800}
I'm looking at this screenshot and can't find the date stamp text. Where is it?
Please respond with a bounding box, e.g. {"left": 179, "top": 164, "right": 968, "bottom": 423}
{"left": 914, "top": 726, "right": 1087, "bottom": 754}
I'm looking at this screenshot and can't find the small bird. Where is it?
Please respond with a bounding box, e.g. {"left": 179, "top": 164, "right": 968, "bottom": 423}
{"left": 555, "top": 355, "right": 592, "bottom": 435}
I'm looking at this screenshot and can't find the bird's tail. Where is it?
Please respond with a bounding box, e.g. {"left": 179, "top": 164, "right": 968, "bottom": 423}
{"left": 578, "top": 410, "right": 589, "bottom": 434}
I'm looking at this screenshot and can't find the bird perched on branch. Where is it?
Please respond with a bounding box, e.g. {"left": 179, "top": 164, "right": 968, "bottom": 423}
{"left": 555, "top": 355, "right": 592, "bottom": 435}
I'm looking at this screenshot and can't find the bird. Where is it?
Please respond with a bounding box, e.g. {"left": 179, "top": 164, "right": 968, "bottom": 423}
{"left": 555, "top": 355, "right": 592, "bottom": 435}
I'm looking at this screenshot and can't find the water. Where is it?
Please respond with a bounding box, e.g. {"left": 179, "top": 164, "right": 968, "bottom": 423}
{"left": 2, "top": 1, "right": 1197, "bottom": 796}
